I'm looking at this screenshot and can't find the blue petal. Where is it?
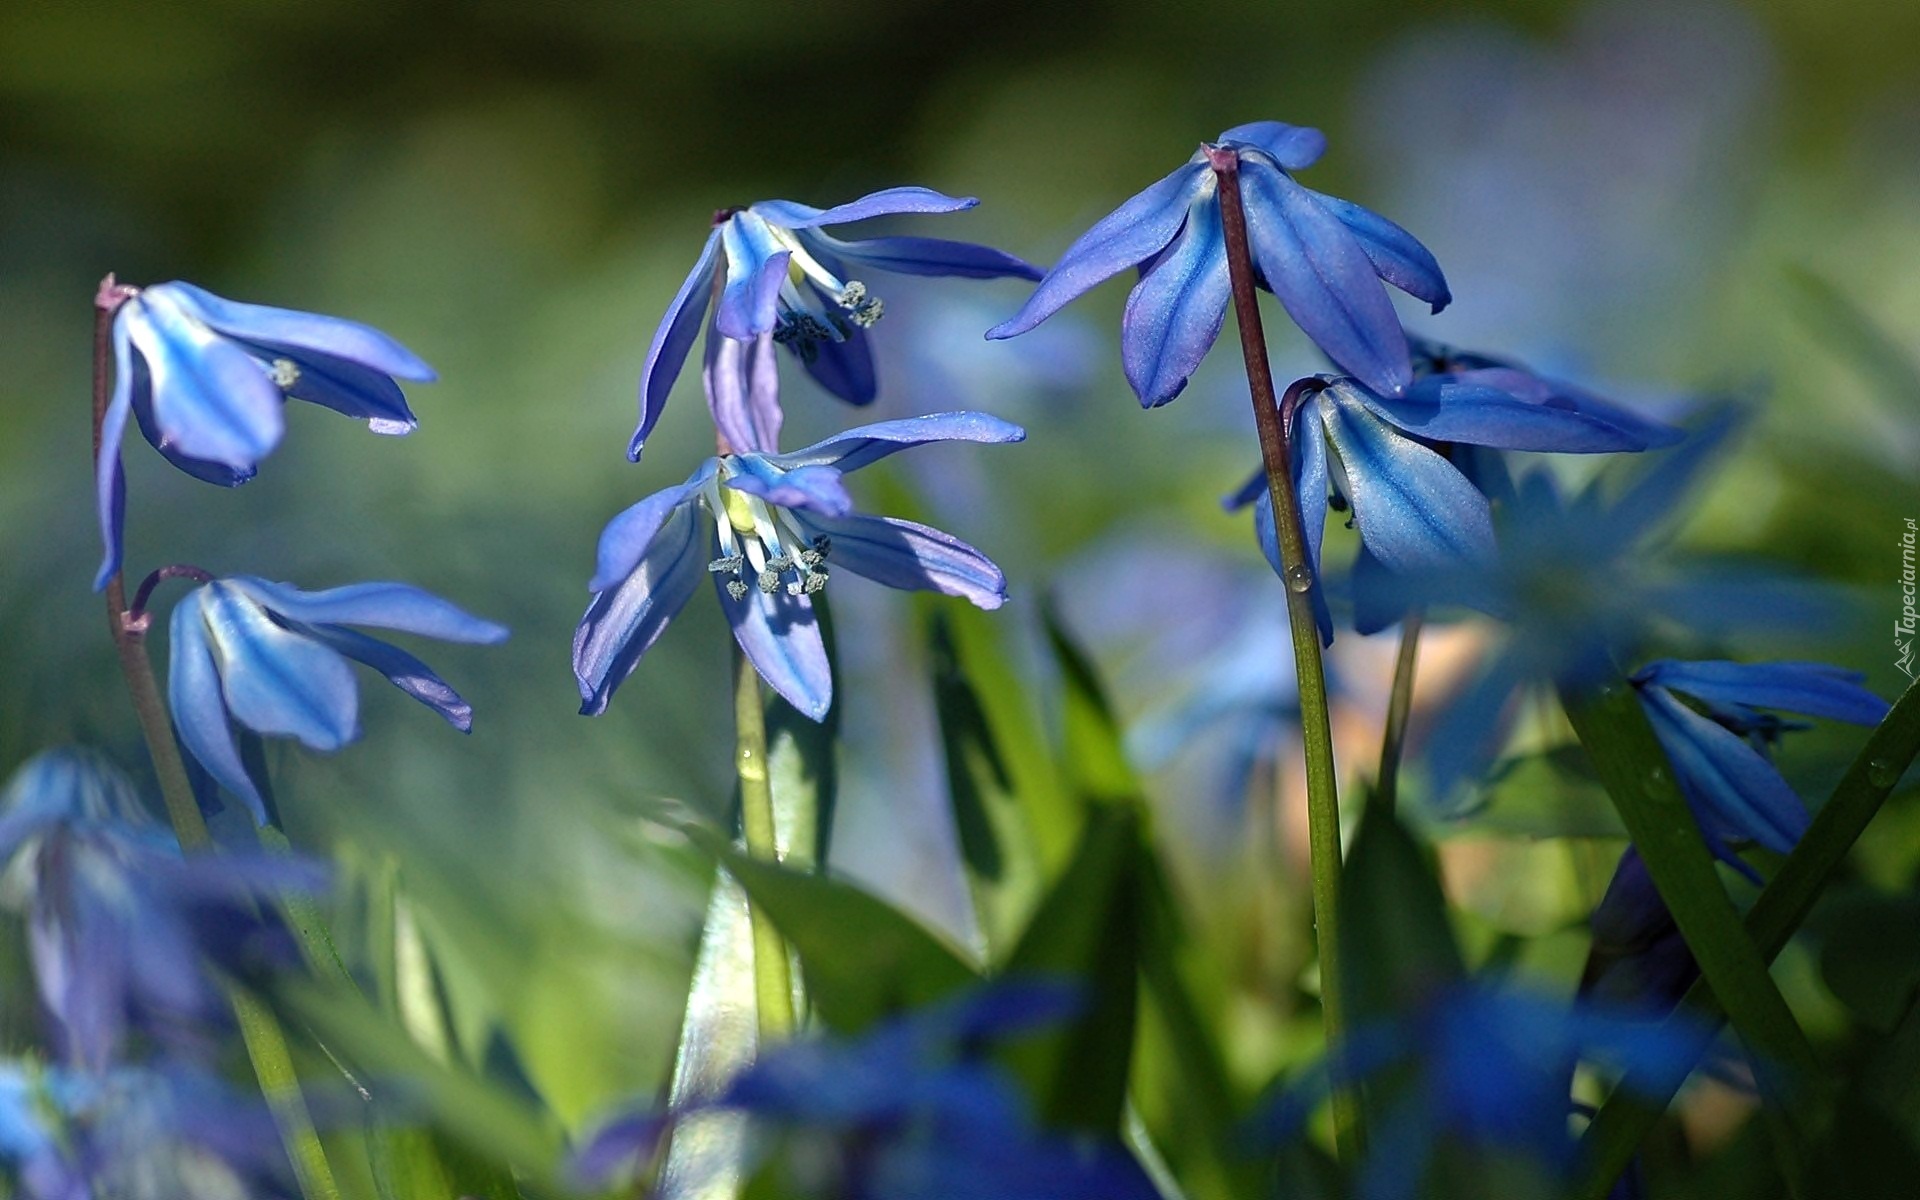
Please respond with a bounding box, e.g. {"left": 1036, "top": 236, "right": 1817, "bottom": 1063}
{"left": 574, "top": 504, "right": 707, "bottom": 716}
{"left": 1121, "top": 189, "right": 1230, "bottom": 407}
{"left": 267, "top": 345, "right": 418, "bottom": 434}
{"left": 795, "top": 317, "right": 879, "bottom": 405}
{"left": 588, "top": 461, "right": 717, "bottom": 593}
{"left": 987, "top": 163, "right": 1209, "bottom": 339}
{"left": 771, "top": 411, "right": 1026, "bottom": 473}
{"left": 718, "top": 575, "right": 832, "bottom": 721}
{"left": 704, "top": 329, "right": 782, "bottom": 455}
{"left": 1317, "top": 389, "right": 1494, "bottom": 572}
{"left": 124, "top": 289, "right": 286, "bottom": 470}
{"left": 1350, "top": 545, "right": 1411, "bottom": 636}
{"left": 1239, "top": 160, "right": 1412, "bottom": 396}
{"left": 1349, "top": 375, "right": 1647, "bottom": 453}
{"left": 1221, "top": 466, "right": 1266, "bottom": 512}
{"left": 131, "top": 374, "right": 256, "bottom": 486}
{"left": 1603, "top": 410, "right": 1742, "bottom": 551}
{"left": 93, "top": 318, "right": 137, "bottom": 590}
{"left": 716, "top": 213, "right": 790, "bottom": 340}
{"left": 160, "top": 282, "right": 434, "bottom": 380}
{"left": 631, "top": 226, "right": 722, "bottom": 461}
{"left": 750, "top": 187, "right": 977, "bottom": 230}
{"left": 1424, "top": 650, "right": 1528, "bottom": 810}
{"left": 724, "top": 460, "right": 853, "bottom": 518}
{"left": 790, "top": 511, "right": 1007, "bottom": 609}
{"left": 227, "top": 577, "right": 509, "bottom": 644}
{"left": 1633, "top": 660, "right": 1887, "bottom": 726}
{"left": 167, "top": 594, "right": 267, "bottom": 823}
{"left": 1450, "top": 367, "right": 1684, "bottom": 450}
{"left": 200, "top": 582, "right": 360, "bottom": 751}
{"left": 800, "top": 230, "right": 1041, "bottom": 281}
{"left": 300, "top": 624, "right": 477, "bottom": 733}
{"left": 571, "top": 1112, "right": 670, "bottom": 1190}
{"left": 1637, "top": 684, "right": 1809, "bottom": 855}
{"left": 1308, "top": 191, "right": 1451, "bottom": 313}
{"left": 1217, "top": 121, "right": 1328, "bottom": 170}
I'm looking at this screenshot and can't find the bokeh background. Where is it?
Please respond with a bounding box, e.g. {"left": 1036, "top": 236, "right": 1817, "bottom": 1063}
{"left": 3, "top": 0, "right": 1917, "bottom": 1145}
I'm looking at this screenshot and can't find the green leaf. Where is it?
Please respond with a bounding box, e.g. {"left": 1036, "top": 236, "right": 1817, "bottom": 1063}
{"left": 1042, "top": 601, "right": 1143, "bottom": 806}
{"left": 766, "top": 592, "right": 839, "bottom": 872}
{"left": 1451, "top": 746, "right": 1626, "bottom": 840}
{"left": 657, "top": 872, "right": 760, "bottom": 1200}
{"left": 1784, "top": 265, "right": 1920, "bottom": 415}
{"left": 1338, "top": 797, "right": 1464, "bottom": 1024}
{"left": 685, "top": 826, "right": 980, "bottom": 1034}
{"left": 1815, "top": 891, "right": 1920, "bottom": 1032}
{"left": 999, "top": 805, "right": 1143, "bottom": 1134}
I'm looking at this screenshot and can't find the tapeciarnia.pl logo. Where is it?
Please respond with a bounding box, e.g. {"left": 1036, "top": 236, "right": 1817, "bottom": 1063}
{"left": 1900, "top": 517, "right": 1917, "bottom": 680}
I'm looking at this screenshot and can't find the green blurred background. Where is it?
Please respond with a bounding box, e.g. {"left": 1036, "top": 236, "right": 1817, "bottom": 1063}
{"left": 2, "top": 0, "right": 1916, "bottom": 1135}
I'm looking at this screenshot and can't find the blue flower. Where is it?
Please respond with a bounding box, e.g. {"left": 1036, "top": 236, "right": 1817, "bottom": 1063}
{"left": 1226, "top": 369, "right": 1666, "bottom": 641}
{"left": 631, "top": 189, "right": 1041, "bottom": 460}
{"left": 1582, "top": 848, "right": 1696, "bottom": 1011}
{"left": 94, "top": 280, "right": 434, "bottom": 589}
{"left": 166, "top": 577, "right": 509, "bottom": 823}
{"left": 988, "top": 120, "right": 1449, "bottom": 405}
{"left": 1629, "top": 658, "right": 1888, "bottom": 862}
{"left": 573, "top": 983, "right": 1158, "bottom": 1200}
{"left": 577, "top": 412, "right": 1023, "bottom": 721}
{"left": 0, "top": 750, "right": 325, "bottom": 1071}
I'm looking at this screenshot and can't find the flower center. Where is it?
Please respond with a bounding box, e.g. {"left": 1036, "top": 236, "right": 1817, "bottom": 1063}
{"left": 704, "top": 472, "right": 832, "bottom": 601}
{"left": 765, "top": 226, "right": 883, "bottom": 359}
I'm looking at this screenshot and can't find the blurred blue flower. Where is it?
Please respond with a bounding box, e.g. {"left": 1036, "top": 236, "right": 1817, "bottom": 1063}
{"left": 1629, "top": 658, "right": 1888, "bottom": 864}
{"left": 630, "top": 189, "right": 1040, "bottom": 460}
{"left": 1582, "top": 848, "right": 1696, "bottom": 1012}
{"left": 94, "top": 280, "right": 434, "bottom": 589}
{"left": 574, "top": 983, "right": 1158, "bottom": 1200}
{"left": 0, "top": 750, "right": 325, "bottom": 1071}
{"left": 167, "top": 577, "right": 509, "bottom": 823}
{"left": 577, "top": 412, "right": 1022, "bottom": 722}
{"left": 988, "top": 120, "right": 1449, "bottom": 404}
{"left": 0, "top": 1063, "right": 84, "bottom": 1200}
{"left": 1255, "top": 984, "right": 1701, "bottom": 1200}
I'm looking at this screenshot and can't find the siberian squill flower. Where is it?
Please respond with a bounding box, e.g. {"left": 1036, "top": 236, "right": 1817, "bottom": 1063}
{"left": 630, "top": 189, "right": 1040, "bottom": 460}
{"left": 988, "top": 120, "right": 1449, "bottom": 405}
{"left": 576, "top": 413, "right": 1023, "bottom": 721}
{"left": 1629, "top": 658, "right": 1888, "bottom": 865}
{"left": 94, "top": 280, "right": 434, "bottom": 588}
{"left": 1581, "top": 848, "right": 1696, "bottom": 1012}
{"left": 0, "top": 750, "right": 324, "bottom": 1071}
{"left": 167, "top": 577, "right": 509, "bottom": 823}
{"left": 573, "top": 983, "right": 1157, "bottom": 1200}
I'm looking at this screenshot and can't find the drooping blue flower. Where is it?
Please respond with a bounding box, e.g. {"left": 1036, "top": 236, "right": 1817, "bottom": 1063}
{"left": 93, "top": 280, "right": 435, "bottom": 589}
{"left": 166, "top": 577, "right": 509, "bottom": 823}
{"left": 631, "top": 189, "right": 1041, "bottom": 460}
{"left": 988, "top": 120, "right": 1449, "bottom": 405}
{"left": 573, "top": 983, "right": 1158, "bottom": 1200}
{"left": 577, "top": 412, "right": 1023, "bottom": 722}
{"left": 1253, "top": 984, "right": 1702, "bottom": 1200}
{"left": 1629, "top": 658, "right": 1888, "bottom": 863}
{"left": 1581, "top": 848, "right": 1696, "bottom": 1012}
{"left": 1224, "top": 370, "right": 1666, "bottom": 641}
{"left": 0, "top": 750, "right": 325, "bottom": 1071}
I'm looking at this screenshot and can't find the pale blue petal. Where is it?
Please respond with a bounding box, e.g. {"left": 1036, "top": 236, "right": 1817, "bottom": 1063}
{"left": 771, "top": 411, "right": 1025, "bottom": 473}
{"left": 724, "top": 460, "right": 853, "bottom": 518}
{"left": 1638, "top": 684, "right": 1809, "bottom": 855}
{"left": 1239, "top": 160, "right": 1411, "bottom": 396}
{"left": 227, "top": 577, "right": 509, "bottom": 644}
{"left": 201, "top": 582, "right": 360, "bottom": 751}
{"left": 159, "top": 281, "right": 434, "bottom": 380}
{"left": 1350, "top": 545, "right": 1411, "bottom": 636}
{"left": 1425, "top": 650, "right": 1528, "bottom": 810}
{"left": 1604, "top": 410, "right": 1742, "bottom": 551}
{"left": 1308, "top": 191, "right": 1451, "bottom": 312}
{"left": 129, "top": 369, "right": 259, "bottom": 486}
{"left": 704, "top": 328, "right": 782, "bottom": 455}
{"left": 1121, "top": 190, "right": 1230, "bottom": 407}
{"left": 791, "top": 511, "right": 1007, "bottom": 609}
{"left": 1319, "top": 390, "right": 1494, "bottom": 572}
{"left": 93, "top": 318, "right": 137, "bottom": 590}
{"left": 987, "top": 163, "right": 1209, "bottom": 339}
{"left": 1350, "top": 375, "right": 1646, "bottom": 453}
{"left": 719, "top": 576, "right": 832, "bottom": 721}
{"left": 751, "top": 187, "right": 977, "bottom": 230}
{"left": 575, "top": 504, "right": 707, "bottom": 716}
{"left": 1217, "top": 121, "right": 1328, "bottom": 170}
{"left": 1634, "top": 660, "right": 1887, "bottom": 726}
{"left": 716, "top": 213, "right": 790, "bottom": 339}
{"left": 631, "top": 226, "right": 722, "bottom": 461}
{"left": 803, "top": 229, "right": 1040, "bottom": 280}
{"left": 588, "top": 460, "right": 717, "bottom": 592}
{"left": 167, "top": 594, "right": 266, "bottom": 823}
{"left": 301, "top": 624, "right": 477, "bottom": 732}
{"left": 125, "top": 290, "right": 286, "bottom": 469}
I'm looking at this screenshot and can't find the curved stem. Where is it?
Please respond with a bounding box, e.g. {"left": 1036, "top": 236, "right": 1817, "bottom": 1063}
{"left": 1375, "top": 612, "right": 1425, "bottom": 811}
{"left": 733, "top": 648, "right": 795, "bottom": 1043}
{"left": 91, "top": 291, "right": 341, "bottom": 1200}
{"left": 1206, "top": 150, "right": 1360, "bottom": 1162}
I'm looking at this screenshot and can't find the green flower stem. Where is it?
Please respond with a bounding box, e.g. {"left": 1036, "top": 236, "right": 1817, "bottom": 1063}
{"left": 92, "top": 291, "right": 341, "bottom": 1200}
{"left": 1375, "top": 611, "right": 1424, "bottom": 811}
{"left": 1207, "top": 149, "right": 1360, "bottom": 1162}
{"left": 734, "top": 647, "right": 796, "bottom": 1043}
{"left": 1573, "top": 676, "right": 1920, "bottom": 1200}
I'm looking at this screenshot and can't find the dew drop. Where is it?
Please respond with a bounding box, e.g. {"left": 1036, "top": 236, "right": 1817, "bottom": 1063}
{"left": 1867, "top": 758, "right": 1901, "bottom": 788}
{"left": 1646, "top": 764, "right": 1669, "bottom": 791}
{"left": 1285, "top": 564, "right": 1314, "bottom": 594}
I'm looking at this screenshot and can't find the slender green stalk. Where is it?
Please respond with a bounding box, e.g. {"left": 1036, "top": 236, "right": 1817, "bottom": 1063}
{"left": 92, "top": 287, "right": 341, "bottom": 1200}
{"left": 1206, "top": 149, "right": 1359, "bottom": 1161}
{"left": 1375, "top": 612, "right": 1424, "bottom": 811}
{"left": 733, "top": 648, "right": 796, "bottom": 1042}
